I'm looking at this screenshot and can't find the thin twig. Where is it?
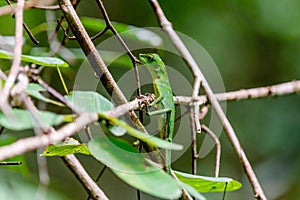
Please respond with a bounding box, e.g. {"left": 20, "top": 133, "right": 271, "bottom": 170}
{"left": 5, "top": 0, "right": 39, "bottom": 44}
{"left": 148, "top": 1, "right": 267, "bottom": 199}
{"left": 175, "top": 80, "right": 300, "bottom": 105}
{"left": 0, "top": 161, "right": 22, "bottom": 165}
{"left": 33, "top": 75, "right": 81, "bottom": 114}
{"left": 95, "top": 0, "right": 142, "bottom": 97}
{"left": 0, "top": 112, "right": 98, "bottom": 161}
{"left": 188, "top": 106, "right": 198, "bottom": 175}
{"left": 33, "top": 5, "right": 60, "bottom": 10}
{"left": 63, "top": 154, "right": 109, "bottom": 200}
{"left": 201, "top": 125, "right": 221, "bottom": 178}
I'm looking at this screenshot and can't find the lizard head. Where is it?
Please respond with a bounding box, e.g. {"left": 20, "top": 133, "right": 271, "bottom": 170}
{"left": 139, "top": 53, "right": 166, "bottom": 79}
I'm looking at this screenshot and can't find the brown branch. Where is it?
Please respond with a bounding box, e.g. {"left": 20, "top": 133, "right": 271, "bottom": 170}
{"left": 33, "top": 5, "right": 60, "bottom": 10}
{"left": 63, "top": 155, "right": 109, "bottom": 200}
{"left": 175, "top": 80, "right": 300, "bottom": 105}
{"left": 0, "top": 95, "right": 153, "bottom": 161}
{"left": 188, "top": 106, "right": 198, "bottom": 175}
{"left": 0, "top": 79, "right": 297, "bottom": 161}
{"left": 0, "top": 112, "right": 98, "bottom": 161}
{"left": 148, "top": 1, "right": 267, "bottom": 199}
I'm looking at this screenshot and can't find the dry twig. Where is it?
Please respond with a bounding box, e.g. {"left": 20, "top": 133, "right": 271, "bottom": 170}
{"left": 201, "top": 125, "right": 221, "bottom": 178}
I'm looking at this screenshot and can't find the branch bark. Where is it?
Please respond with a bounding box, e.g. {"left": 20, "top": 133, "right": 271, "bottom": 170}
{"left": 63, "top": 155, "right": 109, "bottom": 200}
{"left": 175, "top": 80, "right": 300, "bottom": 105}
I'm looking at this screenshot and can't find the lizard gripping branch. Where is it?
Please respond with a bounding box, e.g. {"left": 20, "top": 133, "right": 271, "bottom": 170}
{"left": 139, "top": 53, "right": 175, "bottom": 173}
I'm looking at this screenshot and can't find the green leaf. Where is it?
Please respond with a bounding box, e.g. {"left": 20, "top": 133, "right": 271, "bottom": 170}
{"left": 43, "top": 138, "right": 90, "bottom": 156}
{"left": 88, "top": 137, "right": 182, "bottom": 199}
{"left": 81, "top": 17, "right": 163, "bottom": 47}
{"left": 25, "top": 83, "right": 64, "bottom": 106}
{"left": 99, "top": 113, "right": 183, "bottom": 150}
{"left": 0, "top": 49, "right": 69, "bottom": 67}
{"left": 65, "top": 91, "right": 126, "bottom": 136}
{"left": 174, "top": 171, "right": 242, "bottom": 192}
{"left": 0, "top": 109, "right": 64, "bottom": 130}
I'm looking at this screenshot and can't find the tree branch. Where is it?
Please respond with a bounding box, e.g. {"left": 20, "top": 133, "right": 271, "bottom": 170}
{"left": 148, "top": 1, "right": 267, "bottom": 199}
{"left": 62, "top": 154, "right": 109, "bottom": 200}
{"left": 175, "top": 80, "right": 300, "bottom": 105}
{"left": 0, "top": 95, "right": 153, "bottom": 161}
{"left": 0, "top": 79, "right": 297, "bottom": 161}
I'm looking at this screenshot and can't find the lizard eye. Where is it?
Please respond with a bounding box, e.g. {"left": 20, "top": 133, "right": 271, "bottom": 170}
{"left": 147, "top": 55, "right": 154, "bottom": 62}
{"left": 152, "top": 64, "right": 160, "bottom": 71}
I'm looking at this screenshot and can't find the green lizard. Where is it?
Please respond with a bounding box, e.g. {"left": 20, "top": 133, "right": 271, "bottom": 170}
{"left": 139, "top": 53, "right": 175, "bottom": 173}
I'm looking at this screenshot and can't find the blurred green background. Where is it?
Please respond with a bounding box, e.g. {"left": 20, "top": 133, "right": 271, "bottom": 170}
{"left": 0, "top": 0, "right": 300, "bottom": 199}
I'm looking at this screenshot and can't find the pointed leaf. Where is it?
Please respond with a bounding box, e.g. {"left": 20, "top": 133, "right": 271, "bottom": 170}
{"left": 43, "top": 138, "right": 90, "bottom": 156}
{"left": 113, "top": 169, "right": 182, "bottom": 199}
{"left": 0, "top": 109, "right": 64, "bottom": 130}
{"left": 0, "top": 49, "right": 68, "bottom": 67}
{"left": 89, "top": 137, "right": 182, "bottom": 199}
{"left": 174, "top": 171, "right": 242, "bottom": 192}
{"left": 99, "top": 113, "right": 183, "bottom": 150}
